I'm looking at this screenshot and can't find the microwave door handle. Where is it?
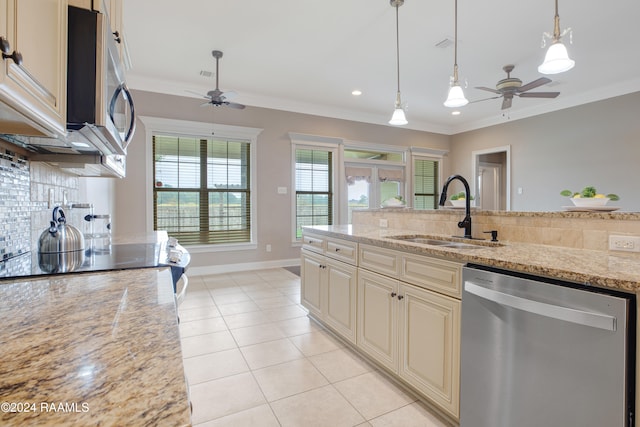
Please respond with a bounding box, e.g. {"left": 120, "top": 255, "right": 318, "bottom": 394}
{"left": 121, "top": 83, "right": 136, "bottom": 148}
{"left": 109, "top": 84, "right": 136, "bottom": 149}
{"left": 464, "top": 281, "right": 617, "bottom": 331}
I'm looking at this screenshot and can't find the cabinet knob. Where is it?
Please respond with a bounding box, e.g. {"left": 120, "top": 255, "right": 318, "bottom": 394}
{"left": 390, "top": 292, "right": 397, "bottom": 298}
{"left": 2, "top": 49, "right": 23, "bottom": 65}
{"left": 397, "top": 294, "right": 404, "bottom": 300}
{"left": 334, "top": 248, "right": 341, "bottom": 252}
{"left": 113, "top": 31, "right": 121, "bottom": 43}
{"left": 0, "top": 37, "right": 9, "bottom": 54}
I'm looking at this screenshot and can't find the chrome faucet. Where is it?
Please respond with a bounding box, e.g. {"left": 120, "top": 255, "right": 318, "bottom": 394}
{"left": 439, "top": 174, "right": 472, "bottom": 239}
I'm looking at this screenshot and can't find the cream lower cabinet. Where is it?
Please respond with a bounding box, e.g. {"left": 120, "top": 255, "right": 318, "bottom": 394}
{"left": 357, "top": 269, "right": 398, "bottom": 371}
{"left": 301, "top": 242, "right": 357, "bottom": 344}
{"left": 356, "top": 245, "right": 461, "bottom": 419}
{"left": 303, "top": 236, "right": 461, "bottom": 420}
{"left": 398, "top": 282, "right": 460, "bottom": 418}
{"left": 301, "top": 249, "right": 324, "bottom": 318}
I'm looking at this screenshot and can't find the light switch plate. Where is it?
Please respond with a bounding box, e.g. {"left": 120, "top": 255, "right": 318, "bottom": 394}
{"left": 277, "top": 187, "right": 287, "bottom": 194}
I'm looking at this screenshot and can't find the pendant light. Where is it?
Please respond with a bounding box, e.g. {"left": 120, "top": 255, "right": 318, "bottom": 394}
{"left": 443, "top": 0, "right": 468, "bottom": 108}
{"left": 388, "top": 0, "right": 407, "bottom": 126}
{"left": 538, "top": 0, "right": 574, "bottom": 75}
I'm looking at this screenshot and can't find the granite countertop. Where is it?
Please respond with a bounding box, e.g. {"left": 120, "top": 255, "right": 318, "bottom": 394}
{"left": 305, "top": 225, "right": 640, "bottom": 293}
{"left": 0, "top": 268, "right": 191, "bottom": 426}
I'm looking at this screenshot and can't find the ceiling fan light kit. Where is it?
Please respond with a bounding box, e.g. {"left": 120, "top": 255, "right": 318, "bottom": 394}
{"left": 538, "top": 0, "right": 575, "bottom": 74}
{"left": 443, "top": 0, "right": 468, "bottom": 108}
{"left": 388, "top": 0, "right": 408, "bottom": 126}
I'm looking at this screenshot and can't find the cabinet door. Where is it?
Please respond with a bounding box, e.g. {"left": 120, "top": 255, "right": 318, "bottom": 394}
{"left": 357, "top": 269, "right": 398, "bottom": 371}
{"left": 325, "top": 258, "right": 357, "bottom": 344}
{"left": 0, "top": 0, "right": 67, "bottom": 136}
{"left": 300, "top": 250, "right": 324, "bottom": 318}
{"left": 398, "top": 283, "right": 460, "bottom": 418}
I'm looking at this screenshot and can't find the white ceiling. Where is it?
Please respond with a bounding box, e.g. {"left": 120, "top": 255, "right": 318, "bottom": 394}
{"left": 123, "top": 0, "right": 640, "bottom": 135}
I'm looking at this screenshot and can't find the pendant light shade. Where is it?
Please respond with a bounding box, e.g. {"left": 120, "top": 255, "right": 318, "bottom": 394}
{"left": 388, "top": 0, "right": 407, "bottom": 126}
{"left": 444, "top": 82, "right": 469, "bottom": 108}
{"left": 444, "top": 0, "right": 468, "bottom": 108}
{"left": 538, "top": 0, "right": 575, "bottom": 75}
{"left": 538, "top": 41, "right": 575, "bottom": 74}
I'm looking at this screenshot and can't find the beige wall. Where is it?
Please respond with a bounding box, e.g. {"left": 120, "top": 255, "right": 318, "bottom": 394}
{"left": 449, "top": 91, "right": 640, "bottom": 211}
{"left": 115, "top": 90, "right": 450, "bottom": 269}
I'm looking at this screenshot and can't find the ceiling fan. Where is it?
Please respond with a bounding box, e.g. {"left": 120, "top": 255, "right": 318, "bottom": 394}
{"left": 190, "top": 50, "right": 245, "bottom": 109}
{"left": 474, "top": 64, "right": 560, "bottom": 110}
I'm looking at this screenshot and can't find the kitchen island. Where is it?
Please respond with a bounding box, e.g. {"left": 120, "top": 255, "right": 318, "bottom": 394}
{"left": 0, "top": 268, "right": 191, "bottom": 426}
{"left": 301, "top": 222, "right": 640, "bottom": 423}
{"left": 307, "top": 223, "right": 640, "bottom": 292}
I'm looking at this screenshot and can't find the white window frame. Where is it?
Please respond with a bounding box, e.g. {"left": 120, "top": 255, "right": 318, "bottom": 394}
{"left": 409, "top": 147, "right": 447, "bottom": 210}
{"left": 289, "top": 133, "right": 342, "bottom": 244}
{"left": 342, "top": 141, "right": 407, "bottom": 223}
{"left": 139, "top": 116, "right": 262, "bottom": 253}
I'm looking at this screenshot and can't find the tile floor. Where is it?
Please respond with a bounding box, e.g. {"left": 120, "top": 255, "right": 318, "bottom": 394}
{"left": 178, "top": 268, "right": 452, "bottom": 427}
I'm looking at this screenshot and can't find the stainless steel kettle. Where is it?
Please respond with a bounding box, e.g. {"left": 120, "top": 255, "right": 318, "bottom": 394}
{"left": 38, "top": 206, "right": 86, "bottom": 254}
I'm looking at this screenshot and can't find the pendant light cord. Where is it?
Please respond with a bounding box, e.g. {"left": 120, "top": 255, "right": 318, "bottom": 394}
{"left": 394, "top": 3, "right": 401, "bottom": 95}
{"left": 454, "top": 0, "right": 458, "bottom": 68}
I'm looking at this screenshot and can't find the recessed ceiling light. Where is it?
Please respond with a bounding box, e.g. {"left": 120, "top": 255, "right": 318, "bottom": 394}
{"left": 352, "top": 90, "right": 362, "bottom": 96}
{"left": 452, "top": 111, "right": 461, "bottom": 116}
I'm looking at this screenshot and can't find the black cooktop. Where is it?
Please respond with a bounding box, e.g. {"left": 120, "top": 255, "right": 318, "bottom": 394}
{"left": 0, "top": 243, "right": 165, "bottom": 280}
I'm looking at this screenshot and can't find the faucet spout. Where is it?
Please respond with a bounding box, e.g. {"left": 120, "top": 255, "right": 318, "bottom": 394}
{"left": 439, "top": 174, "right": 473, "bottom": 238}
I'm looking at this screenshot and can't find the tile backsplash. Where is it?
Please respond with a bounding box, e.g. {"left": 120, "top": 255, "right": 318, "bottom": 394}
{"left": 0, "top": 146, "right": 80, "bottom": 260}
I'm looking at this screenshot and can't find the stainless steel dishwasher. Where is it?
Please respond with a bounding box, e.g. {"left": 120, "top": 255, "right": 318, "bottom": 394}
{"left": 461, "top": 264, "right": 636, "bottom": 427}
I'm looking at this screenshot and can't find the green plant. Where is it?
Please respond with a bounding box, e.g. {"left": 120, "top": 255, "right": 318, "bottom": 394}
{"left": 450, "top": 191, "right": 474, "bottom": 200}
{"left": 560, "top": 187, "right": 620, "bottom": 200}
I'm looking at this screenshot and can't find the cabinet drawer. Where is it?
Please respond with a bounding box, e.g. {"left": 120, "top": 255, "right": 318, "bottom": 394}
{"left": 401, "top": 254, "right": 462, "bottom": 298}
{"left": 301, "top": 232, "right": 325, "bottom": 254}
{"left": 359, "top": 244, "right": 400, "bottom": 278}
{"left": 326, "top": 237, "right": 358, "bottom": 265}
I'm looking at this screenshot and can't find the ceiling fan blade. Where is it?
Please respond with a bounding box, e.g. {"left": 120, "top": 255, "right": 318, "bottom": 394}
{"left": 475, "top": 86, "right": 502, "bottom": 94}
{"left": 186, "top": 89, "right": 211, "bottom": 99}
{"left": 221, "top": 90, "right": 238, "bottom": 100}
{"left": 501, "top": 97, "right": 512, "bottom": 110}
{"left": 519, "top": 91, "right": 560, "bottom": 98}
{"left": 225, "top": 102, "right": 246, "bottom": 109}
{"left": 517, "top": 77, "right": 552, "bottom": 93}
{"left": 469, "top": 95, "right": 502, "bottom": 104}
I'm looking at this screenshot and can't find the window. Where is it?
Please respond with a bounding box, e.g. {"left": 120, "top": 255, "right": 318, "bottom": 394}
{"left": 413, "top": 158, "right": 439, "bottom": 209}
{"left": 294, "top": 148, "right": 333, "bottom": 239}
{"left": 153, "top": 134, "right": 251, "bottom": 245}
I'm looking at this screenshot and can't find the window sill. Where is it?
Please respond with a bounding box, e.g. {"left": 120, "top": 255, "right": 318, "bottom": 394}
{"left": 183, "top": 242, "right": 258, "bottom": 253}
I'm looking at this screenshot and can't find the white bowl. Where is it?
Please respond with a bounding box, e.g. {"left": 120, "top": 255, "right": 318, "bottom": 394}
{"left": 450, "top": 199, "right": 467, "bottom": 207}
{"left": 570, "top": 197, "right": 609, "bottom": 207}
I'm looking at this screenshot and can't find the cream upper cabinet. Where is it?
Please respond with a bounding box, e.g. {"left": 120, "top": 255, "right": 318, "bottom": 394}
{"left": 0, "top": 0, "right": 67, "bottom": 137}
{"left": 398, "top": 283, "right": 460, "bottom": 418}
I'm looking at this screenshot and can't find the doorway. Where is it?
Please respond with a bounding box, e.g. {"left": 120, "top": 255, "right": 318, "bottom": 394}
{"left": 472, "top": 146, "right": 510, "bottom": 211}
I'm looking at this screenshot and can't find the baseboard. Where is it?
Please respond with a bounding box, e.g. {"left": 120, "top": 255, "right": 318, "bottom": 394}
{"left": 187, "top": 258, "right": 301, "bottom": 276}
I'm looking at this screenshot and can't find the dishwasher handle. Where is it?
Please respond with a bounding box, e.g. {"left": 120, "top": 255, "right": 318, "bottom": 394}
{"left": 464, "top": 281, "right": 617, "bottom": 331}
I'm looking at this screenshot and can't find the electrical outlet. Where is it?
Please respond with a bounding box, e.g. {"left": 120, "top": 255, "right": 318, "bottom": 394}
{"left": 379, "top": 219, "right": 388, "bottom": 228}
{"left": 266, "top": 244, "right": 272, "bottom": 252}
{"left": 609, "top": 235, "right": 640, "bottom": 252}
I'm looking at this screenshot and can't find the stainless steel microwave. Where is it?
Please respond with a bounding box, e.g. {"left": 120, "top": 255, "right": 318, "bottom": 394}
{"left": 67, "top": 6, "right": 135, "bottom": 156}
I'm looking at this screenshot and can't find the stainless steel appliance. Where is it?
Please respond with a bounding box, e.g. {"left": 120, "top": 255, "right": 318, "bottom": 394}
{"left": 66, "top": 5, "right": 135, "bottom": 157}
{"left": 461, "top": 264, "right": 635, "bottom": 427}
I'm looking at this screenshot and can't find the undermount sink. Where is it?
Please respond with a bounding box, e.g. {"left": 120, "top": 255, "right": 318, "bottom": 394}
{"left": 387, "top": 235, "right": 501, "bottom": 249}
